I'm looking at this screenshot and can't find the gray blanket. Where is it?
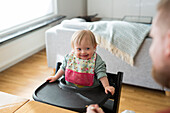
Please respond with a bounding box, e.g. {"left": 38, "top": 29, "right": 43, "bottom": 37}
{"left": 88, "top": 21, "right": 151, "bottom": 66}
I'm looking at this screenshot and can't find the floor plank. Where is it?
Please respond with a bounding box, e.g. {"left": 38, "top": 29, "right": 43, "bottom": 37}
{"left": 0, "top": 49, "right": 170, "bottom": 113}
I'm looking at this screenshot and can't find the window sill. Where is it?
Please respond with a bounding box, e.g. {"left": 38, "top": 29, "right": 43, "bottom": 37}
{"left": 0, "top": 15, "right": 66, "bottom": 44}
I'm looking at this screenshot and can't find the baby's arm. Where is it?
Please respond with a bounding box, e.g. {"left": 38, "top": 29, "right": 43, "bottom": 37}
{"left": 99, "top": 76, "right": 115, "bottom": 95}
{"left": 46, "top": 69, "right": 65, "bottom": 83}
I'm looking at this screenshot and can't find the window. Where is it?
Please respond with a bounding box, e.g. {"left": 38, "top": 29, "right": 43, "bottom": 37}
{"left": 0, "top": 0, "right": 62, "bottom": 43}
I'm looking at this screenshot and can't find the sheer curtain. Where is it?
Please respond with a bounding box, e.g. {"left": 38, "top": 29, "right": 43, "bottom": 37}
{"left": 0, "top": 0, "right": 58, "bottom": 43}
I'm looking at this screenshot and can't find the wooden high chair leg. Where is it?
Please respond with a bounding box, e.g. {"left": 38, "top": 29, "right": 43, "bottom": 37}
{"left": 52, "top": 68, "right": 56, "bottom": 76}
{"left": 165, "top": 91, "right": 170, "bottom": 96}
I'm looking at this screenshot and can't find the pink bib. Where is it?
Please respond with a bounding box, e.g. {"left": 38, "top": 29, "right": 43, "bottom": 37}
{"left": 65, "top": 52, "right": 96, "bottom": 86}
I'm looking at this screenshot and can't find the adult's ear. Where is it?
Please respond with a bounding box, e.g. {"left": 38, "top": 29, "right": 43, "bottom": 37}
{"left": 165, "top": 30, "right": 170, "bottom": 57}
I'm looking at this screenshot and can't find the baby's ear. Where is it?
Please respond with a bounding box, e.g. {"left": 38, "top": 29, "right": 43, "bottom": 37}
{"left": 94, "top": 44, "right": 97, "bottom": 49}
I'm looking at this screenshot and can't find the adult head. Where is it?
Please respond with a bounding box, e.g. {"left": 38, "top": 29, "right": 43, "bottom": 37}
{"left": 149, "top": 0, "right": 170, "bottom": 88}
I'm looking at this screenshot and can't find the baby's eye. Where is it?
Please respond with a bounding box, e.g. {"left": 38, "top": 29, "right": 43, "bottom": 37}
{"left": 86, "top": 48, "right": 90, "bottom": 50}
{"left": 77, "top": 48, "right": 81, "bottom": 51}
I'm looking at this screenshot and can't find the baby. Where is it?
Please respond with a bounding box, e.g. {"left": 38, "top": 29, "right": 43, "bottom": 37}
{"left": 47, "top": 30, "right": 115, "bottom": 95}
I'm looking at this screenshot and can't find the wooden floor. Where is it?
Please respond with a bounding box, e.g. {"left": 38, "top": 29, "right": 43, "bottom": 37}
{"left": 0, "top": 49, "right": 170, "bottom": 113}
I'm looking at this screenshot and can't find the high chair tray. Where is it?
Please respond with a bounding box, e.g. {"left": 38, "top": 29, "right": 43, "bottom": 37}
{"left": 33, "top": 78, "right": 111, "bottom": 112}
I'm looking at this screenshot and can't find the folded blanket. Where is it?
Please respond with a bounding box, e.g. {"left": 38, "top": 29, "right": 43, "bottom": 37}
{"left": 61, "top": 18, "right": 90, "bottom": 30}
{"left": 88, "top": 21, "right": 151, "bottom": 66}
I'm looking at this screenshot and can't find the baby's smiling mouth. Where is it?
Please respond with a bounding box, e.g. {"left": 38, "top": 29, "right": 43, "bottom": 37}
{"left": 80, "top": 54, "right": 89, "bottom": 57}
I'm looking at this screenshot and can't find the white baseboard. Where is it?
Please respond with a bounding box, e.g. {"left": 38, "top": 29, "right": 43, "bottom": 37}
{"left": 0, "top": 46, "right": 45, "bottom": 72}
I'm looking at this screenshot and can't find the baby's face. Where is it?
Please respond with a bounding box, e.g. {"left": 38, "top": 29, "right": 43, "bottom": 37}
{"left": 74, "top": 37, "right": 96, "bottom": 60}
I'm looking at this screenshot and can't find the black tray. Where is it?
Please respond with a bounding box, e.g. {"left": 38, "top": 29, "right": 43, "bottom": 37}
{"left": 33, "top": 78, "right": 111, "bottom": 112}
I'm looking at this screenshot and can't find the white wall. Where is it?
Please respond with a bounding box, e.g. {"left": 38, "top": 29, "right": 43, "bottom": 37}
{"left": 88, "top": 0, "right": 113, "bottom": 18}
{"left": 57, "top": 0, "right": 87, "bottom": 18}
{"left": 88, "top": 0, "right": 160, "bottom": 19}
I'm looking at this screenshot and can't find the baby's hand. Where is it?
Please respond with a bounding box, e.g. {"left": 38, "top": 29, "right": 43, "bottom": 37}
{"left": 46, "top": 76, "right": 57, "bottom": 83}
{"left": 86, "top": 104, "right": 104, "bottom": 113}
{"left": 104, "top": 86, "right": 115, "bottom": 95}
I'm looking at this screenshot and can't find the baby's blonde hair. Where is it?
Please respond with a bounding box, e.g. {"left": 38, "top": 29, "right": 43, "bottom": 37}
{"left": 71, "top": 30, "right": 97, "bottom": 49}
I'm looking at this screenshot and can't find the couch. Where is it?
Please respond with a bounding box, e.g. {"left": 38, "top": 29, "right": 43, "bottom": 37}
{"left": 45, "top": 18, "right": 164, "bottom": 91}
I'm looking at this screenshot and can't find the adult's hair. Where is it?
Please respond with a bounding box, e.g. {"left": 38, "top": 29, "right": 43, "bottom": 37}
{"left": 157, "top": 0, "right": 170, "bottom": 35}
{"left": 157, "top": 0, "right": 170, "bottom": 11}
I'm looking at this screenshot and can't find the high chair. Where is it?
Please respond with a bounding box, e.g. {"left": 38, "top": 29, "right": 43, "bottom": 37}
{"left": 33, "top": 62, "right": 123, "bottom": 113}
